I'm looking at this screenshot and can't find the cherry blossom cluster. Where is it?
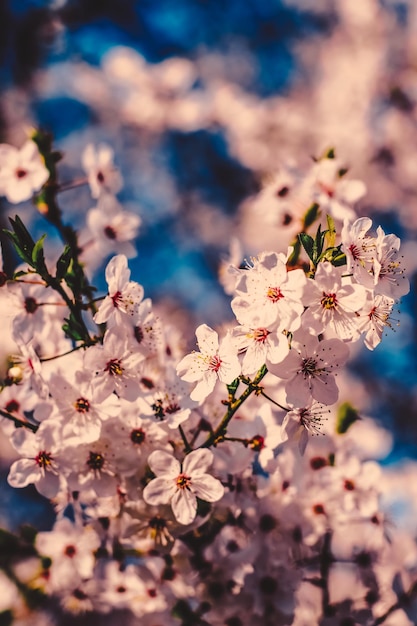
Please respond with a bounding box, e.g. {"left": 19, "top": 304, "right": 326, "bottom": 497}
{"left": 0, "top": 135, "right": 414, "bottom": 626}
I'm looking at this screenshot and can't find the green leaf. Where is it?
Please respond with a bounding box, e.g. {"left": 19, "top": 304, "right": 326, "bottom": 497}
{"left": 62, "top": 313, "right": 85, "bottom": 342}
{"left": 227, "top": 377, "right": 240, "bottom": 397}
{"left": 336, "top": 402, "right": 360, "bottom": 434}
{"left": 303, "top": 203, "right": 320, "bottom": 229}
{"left": 326, "top": 214, "right": 336, "bottom": 249}
{"left": 55, "top": 245, "right": 72, "bottom": 280}
{"left": 313, "top": 224, "right": 326, "bottom": 262}
{"left": 332, "top": 252, "right": 347, "bottom": 267}
{"left": 31, "top": 234, "right": 47, "bottom": 266}
{"left": 298, "top": 233, "right": 315, "bottom": 262}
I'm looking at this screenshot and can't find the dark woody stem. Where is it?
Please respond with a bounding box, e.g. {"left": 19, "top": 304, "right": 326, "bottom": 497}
{"left": 200, "top": 365, "right": 268, "bottom": 449}
{"left": 0, "top": 408, "right": 38, "bottom": 433}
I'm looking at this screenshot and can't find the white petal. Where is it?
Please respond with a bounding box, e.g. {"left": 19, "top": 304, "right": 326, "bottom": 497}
{"left": 182, "top": 448, "right": 213, "bottom": 475}
{"left": 143, "top": 477, "right": 176, "bottom": 505}
{"left": 147, "top": 450, "right": 180, "bottom": 477}
{"left": 171, "top": 488, "right": 197, "bottom": 525}
{"left": 191, "top": 474, "right": 224, "bottom": 502}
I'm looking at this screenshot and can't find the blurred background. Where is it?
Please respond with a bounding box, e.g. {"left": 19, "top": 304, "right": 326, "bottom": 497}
{"left": 0, "top": 0, "right": 416, "bottom": 531}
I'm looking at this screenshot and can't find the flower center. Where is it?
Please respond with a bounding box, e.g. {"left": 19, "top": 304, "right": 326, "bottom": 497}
{"left": 16, "top": 168, "right": 27, "bottom": 179}
{"left": 104, "top": 226, "right": 117, "bottom": 240}
{"left": 111, "top": 290, "right": 122, "bottom": 307}
{"left": 266, "top": 286, "right": 283, "bottom": 302}
{"left": 207, "top": 355, "right": 222, "bottom": 372}
{"left": 176, "top": 473, "right": 191, "bottom": 490}
{"left": 24, "top": 296, "right": 39, "bottom": 314}
{"left": 320, "top": 292, "right": 337, "bottom": 309}
{"left": 130, "top": 428, "right": 146, "bottom": 444}
{"left": 301, "top": 357, "right": 317, "bottom": 377}
{"left": 87, "top": 451, "right": 105, "bottom": 471}
{"left": 74, "top": 397, "right": 90, "bottom": 413}
{"left": 276, "top": 185, "right": 289, "bottom": 198}
{"left": 252, "top": 328, "right": 270, "bottom": 343}
{"left": 65, "top": 545, "right": 77, "bottom": 557}
{"left": 105, "top": 359, "right": 124, "bottom": 376}
{"left": 97, "top": 171, "right": 105, "bottom": 183}
{"left": 35, "top": 450, "right": 53, "bottom": 469}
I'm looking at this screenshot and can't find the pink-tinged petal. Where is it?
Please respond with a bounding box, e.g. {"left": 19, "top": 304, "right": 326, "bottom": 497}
{"left": 105, "top": 254, "right": 130, "bottom": 292}
{"left": 147, "top": 450, "right": 180, "bottom": 477}
{"left": 217, "top": 356, "right": 241, "bottom": 385}
{"left": 94, "top": 297, "right": 115, "bottom": 324}
{"left": 266, "top": 333, "right": 290, "bottom": 364}
{"left": 298, "top": 429, "right": 309, "bottom": 456}
{"left": 195, "top": 324, "right": 219, "bottom": 354}
{"left": 268, "top": 349, "right": 301, "bottom": 380}
{"left": 340, "top": 179, "right": 366, "bottom": 204}
{"left": 143, "top": 477, "right": 177, "bottom": 505}
{"left": 314, "top": 262, "right": 341, "bottom": 293}
{"left": 190, "top": 372, "right": 216, "bottom": 402}
{"left": 36, "top": 473, "right": 60, "bottom": 498}
{"left": 176, "top": 353, "right": 206, "bottom": 382}
{"left": 182, "top": 448, "right": 213, "bottom": 475}
{"left": 191, "top": 474, "right": 224, "bottom": 502}
{"left": 171, "top": 488, "right": 197, "bottom": 525}
{"left": 338, "top": 285, "right": 367, "bottom": 312}
{"left": 317, "top": 339, "right": 349, "bottom": 368}
{"left": 310, "top": 373, "right": 339, "bottom": 405}
{"left": 90, "top": 472, "right": 117, "bottom": 497}
{"left": 285, "top": 376, "right": 312, "bottom": 408}
{"left": 8, "top": 459, "right": 38, "bottom": 488}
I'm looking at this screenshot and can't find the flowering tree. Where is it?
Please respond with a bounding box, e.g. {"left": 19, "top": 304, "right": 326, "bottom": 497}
{"left": 0, "top": 131, "right": 414, "bottom": 626}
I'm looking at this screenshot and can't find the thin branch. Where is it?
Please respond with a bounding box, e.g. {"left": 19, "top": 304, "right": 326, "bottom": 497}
{"left": 0, "top": 408, "right": 38, "bottom": 433}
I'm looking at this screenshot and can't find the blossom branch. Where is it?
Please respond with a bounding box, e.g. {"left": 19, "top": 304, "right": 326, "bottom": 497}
{"left": 201, "top": 364, "right": 268, "bottom": 448}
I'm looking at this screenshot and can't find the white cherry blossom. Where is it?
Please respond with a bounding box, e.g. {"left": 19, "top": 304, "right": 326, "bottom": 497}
{"left": 231, "top": 251, "right": 307, "bottom": 329}
{"left": 301, "top": 262, "right": 367, "bottom": 342}
{"left": 176, "top": 324, "right": 241, "bottom": 402}
{"left": 84, "top": 326, "right": 144, "bottom": 402}
{"left": 143, "top": 448, "right": 224, "bottom": 525}
{"left": 232, "top": 321, "right": 290, "bottom": 376}
{"left": 268, "top": 330, "right": 349, "bottom": 406}
{"left": 357, "top": 292, "right": 396, "bottom": 350}
{"left": 373, "top": 227, "right": 410, "bottom": 299}
{"left": 86, "top": 195, "right": 141, "bottom": 259}
{"left": 341, "top": 217, "right": 376, "bottom": 287}
{"left": 7, "top": 422, "right": 64, "bottom": 498}
{"left": 94, "top": 254, "right": 144, "bottom": 327}
{"left": 309, "top": 157, "right": 366, "bottom": 222}
{"left": 81, "top": 142, "right": 122, "bottom": 198}
{"left": 0, "top": 140, "right": 49, "bottom": 203}
{"left": 281, "top": 402, "right": 330, "bottom": 455}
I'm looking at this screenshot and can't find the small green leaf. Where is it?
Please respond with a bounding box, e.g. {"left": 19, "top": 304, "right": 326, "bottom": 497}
{"left": 298, "top": 233, "right": 315, "bottom": 262}
{"left": 303, "top": 203, "right": 320, "bottom": 229}
{"left": 31, "top": 234, "right": 47, "bottom": 265}
{"left": 62, "top": 313, "right": 85, "bottom": 342}
{"left": 227, "top": 377, "right": 240, "bottom": 397}
{"left": 336, "top": 402, "right": 360, "bottom": 434}
{"left": 326, "top": 215, "right": 336, "bottom": 249}
{"left": 313, "top": 224, "right": 326, "bottom": 262}
{"left": 56, "top": 245, "right": 72, "bottom": 280}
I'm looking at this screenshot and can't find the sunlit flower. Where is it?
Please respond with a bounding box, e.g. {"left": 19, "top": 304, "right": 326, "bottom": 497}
{"left": 0, "top": 140, "right": 49, "bottom": 204}
{"left": 143, "top": 448, "right": 224, "bottom": 525}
